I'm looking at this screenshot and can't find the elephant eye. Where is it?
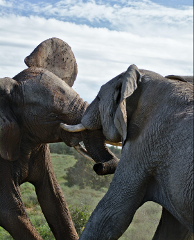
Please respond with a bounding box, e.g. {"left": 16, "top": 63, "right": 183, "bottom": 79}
{"left": 49, "top": 113, "right": 59, "bottom": 119}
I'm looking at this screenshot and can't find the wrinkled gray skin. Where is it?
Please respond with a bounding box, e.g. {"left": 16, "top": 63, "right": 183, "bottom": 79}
{"left": 78, "top": 65, "right": 193, "bottom": 240}
{"left": 0, "top": 38, "right": 118, "bottom": 240}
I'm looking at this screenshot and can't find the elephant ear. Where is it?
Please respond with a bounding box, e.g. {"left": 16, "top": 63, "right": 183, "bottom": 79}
{"left": 0, "top": 77, "right": 21, "bottom": 161}
{"left": 114, "top": 64, "right": 142, "bottom": 143}
{"left": 24, "top": 37, "right": 78, "bottom": 87}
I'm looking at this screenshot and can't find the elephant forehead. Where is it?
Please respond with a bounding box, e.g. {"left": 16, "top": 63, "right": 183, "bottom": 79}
{"left": 99, "top": 84, "right": 112, "bottom": 97}
{"left": 22, "top": 80, "right": 53, "bottom": 106}
{"left": 99, "top": 72, "right": 125, "bottom": 98}
{"left": 37, "top": 69, "right": 69, "bottom": 91}
{"left": 21, "top": 69, "right": 77, "bottom": 109}
{"left": 19, "top": 68, "right": 68, "bottom": 93}
{"left": 99, "top": 83, "right": 116, "bottom": 100}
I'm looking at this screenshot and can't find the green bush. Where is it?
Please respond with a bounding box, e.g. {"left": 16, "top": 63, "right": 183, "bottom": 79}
{"left": 49, "top": 142, "right": 74, "bottom": 155}
{"left": 65, "top": 150, "right": 113, "bottom": 190}
{"left": 49, "top": 142, "right": 121, "bottom": 158}
{"left": 20, "top": 183, "right": 38, "bottom": 208}
{"left": 69, "top": 205, "right": 91, "bottom": 236}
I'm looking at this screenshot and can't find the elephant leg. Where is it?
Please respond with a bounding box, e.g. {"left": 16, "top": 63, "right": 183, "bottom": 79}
{"left": 80, "top": 144, "right": 150, "bottom": 240}
{"left": 152, "top": 208, "right": 193, "bottom": 240}
{"left": 0, "top": 163, "right": 42, "bottom": 240}
{"left": 29, "top": 145, "right": 78, "bottom": 240}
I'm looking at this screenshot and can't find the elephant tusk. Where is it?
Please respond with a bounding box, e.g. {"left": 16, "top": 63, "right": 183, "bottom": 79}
{"left": 60, "top": 123, "right": 86, "bottom": 132}
{"left": 74, "top": 144, "right": 95, "bottom": 163}
{"left": 105, "top": 141, "right": 122, "bottom": 147}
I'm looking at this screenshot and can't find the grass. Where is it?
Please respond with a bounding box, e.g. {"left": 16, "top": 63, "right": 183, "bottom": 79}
{"left": 0, "top": 153, "right": 162, "bottom": 239}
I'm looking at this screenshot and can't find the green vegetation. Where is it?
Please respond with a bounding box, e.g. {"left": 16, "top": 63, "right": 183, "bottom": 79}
{"left": 69, "top": 205, "right": 91, "bottom": 236}
{"left": 0, "top": 143, "right": 162, "bottom": 239}
{"left": 65, "top": 150, "right": 113, "bottom": 190}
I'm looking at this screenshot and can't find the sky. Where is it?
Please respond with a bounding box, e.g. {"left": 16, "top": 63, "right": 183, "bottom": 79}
{"left": 0, "top": 0, "right": 193, "bottom": 102}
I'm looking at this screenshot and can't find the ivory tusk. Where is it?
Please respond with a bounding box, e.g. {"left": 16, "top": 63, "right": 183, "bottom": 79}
{"left": 105, "top": 141, "right": 122, "bottom": 147}
{"left": 74, "top": 144, "right": 95, "bottom": 162}
{"left": 60, "top": 123, "right": 86, "bottom": 132}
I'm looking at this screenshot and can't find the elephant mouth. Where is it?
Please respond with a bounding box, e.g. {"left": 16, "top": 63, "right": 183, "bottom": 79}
{"left": 60, "top": 123, "right": 121, "bottom": 175}
{"left": 60, "top": 123, "right": 122, "bottom": 147}
{"left": 59, "top": 125, "right": 96, "bottom": 164}
{"left": 74, "top": 143, "right": 95, "bottom": 162}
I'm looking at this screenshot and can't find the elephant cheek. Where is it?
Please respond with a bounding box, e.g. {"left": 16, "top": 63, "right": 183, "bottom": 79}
{"left": 103, "top": 125, "right": 121, "bottom": 143}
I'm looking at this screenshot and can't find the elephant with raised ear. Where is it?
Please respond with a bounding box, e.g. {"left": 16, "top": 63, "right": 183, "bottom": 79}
{"left": 0, "top": 38, "right": 119, "bottom": 240}
{"left": 64, "top": 64, "right": 193, "bottom": 239}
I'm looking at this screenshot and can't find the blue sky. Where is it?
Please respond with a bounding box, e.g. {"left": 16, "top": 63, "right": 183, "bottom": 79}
{"left": 0, "top": 0, "right": 193, "bottom": 102}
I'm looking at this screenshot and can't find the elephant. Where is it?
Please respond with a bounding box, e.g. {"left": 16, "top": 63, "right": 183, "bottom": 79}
{"left": 63, "top": 64, "right": 193, "bottom": 239}
{"left": 0, "top": 38, "right": 119, "bottom": 240}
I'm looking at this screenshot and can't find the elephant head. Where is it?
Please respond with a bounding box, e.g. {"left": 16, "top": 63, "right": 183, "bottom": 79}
{"left": 60, "top": 65, "right": 142, "bottom": 174}
{"left": 82, "top": 64, "right": 142, "bottom": 144}
{"left": 0, "top": 37, "right": 119, "bottom": 175}
{"left": 61, "top": 64, "right": 141, "bottom": 154}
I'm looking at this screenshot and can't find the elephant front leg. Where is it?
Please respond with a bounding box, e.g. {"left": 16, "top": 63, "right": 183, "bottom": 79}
{"left": 35, "top": 180, "right": 78, "bottom": 240}
{"left": 153, "top": 208, "right": 193, "bottom": 240}
{"left": 31, "top": 146, "right": 78, "bottom": 240}
{"left": 0, "top": 182, "right": 42, "bottom": 240}
{"left": 80, "top": 146, "right": 150, "bottom": 240}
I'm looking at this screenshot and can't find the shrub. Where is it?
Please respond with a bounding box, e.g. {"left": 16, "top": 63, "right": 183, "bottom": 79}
{"left": 65, "top": 150, "right": 113, "bottom": 190}
{"left": 49, "top": 142, "right": 74, "bottom": 155}
{"left": 69, "top": 205, "right": 91, "bottom": 236}
{"left": 50, "top": 143, "right": 121, "bottom": 190}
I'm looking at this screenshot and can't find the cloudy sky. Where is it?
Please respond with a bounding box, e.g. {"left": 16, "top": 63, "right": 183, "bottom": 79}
{"left": 0, "top": 0, "right": 193, "bottom": 102}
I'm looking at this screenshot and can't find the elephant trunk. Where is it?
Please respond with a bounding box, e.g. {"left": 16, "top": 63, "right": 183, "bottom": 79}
{"left": 93, "top": 158, "right": 119, "bottom": 175}
{"left": 60, "top": 96, "right": 119, "bottom": 175}
{"left": 81, "top": 130, "right": 119, "bottom": 175}
{"left": 59, "top": 94, "right": 89, "bottom": 147}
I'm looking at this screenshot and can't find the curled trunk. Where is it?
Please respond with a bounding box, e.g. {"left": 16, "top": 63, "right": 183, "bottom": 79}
{"left": 81, "top": 130, "right": 119, "bottom": 175}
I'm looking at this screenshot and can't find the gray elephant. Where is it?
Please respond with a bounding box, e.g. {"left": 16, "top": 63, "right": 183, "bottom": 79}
{"left": 63, "top": 65, "right": 193, "bottom": 239}
{"left": 0, "top": 38, "right": 119, "bottom": 240}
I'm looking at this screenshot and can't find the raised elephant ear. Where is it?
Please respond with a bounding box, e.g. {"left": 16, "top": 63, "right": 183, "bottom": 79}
{"left": 24, "top": 37, "right": 78, "bottom": 87}
{"left": 114, "top": 64, "right": 142, "bottom": 143}
{"left": 0, "top": 77, "right": 21, "bottom": 161}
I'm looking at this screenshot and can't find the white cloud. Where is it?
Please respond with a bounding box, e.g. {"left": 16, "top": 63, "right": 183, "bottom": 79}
{"left": 0, "top": 0, "right": 12, "bottom": 7}
{"left": 1, "top": 0, "right": 193, "bottom": 35}
{"left": 0, "top": 0, "right": 193, "bottom": 102}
